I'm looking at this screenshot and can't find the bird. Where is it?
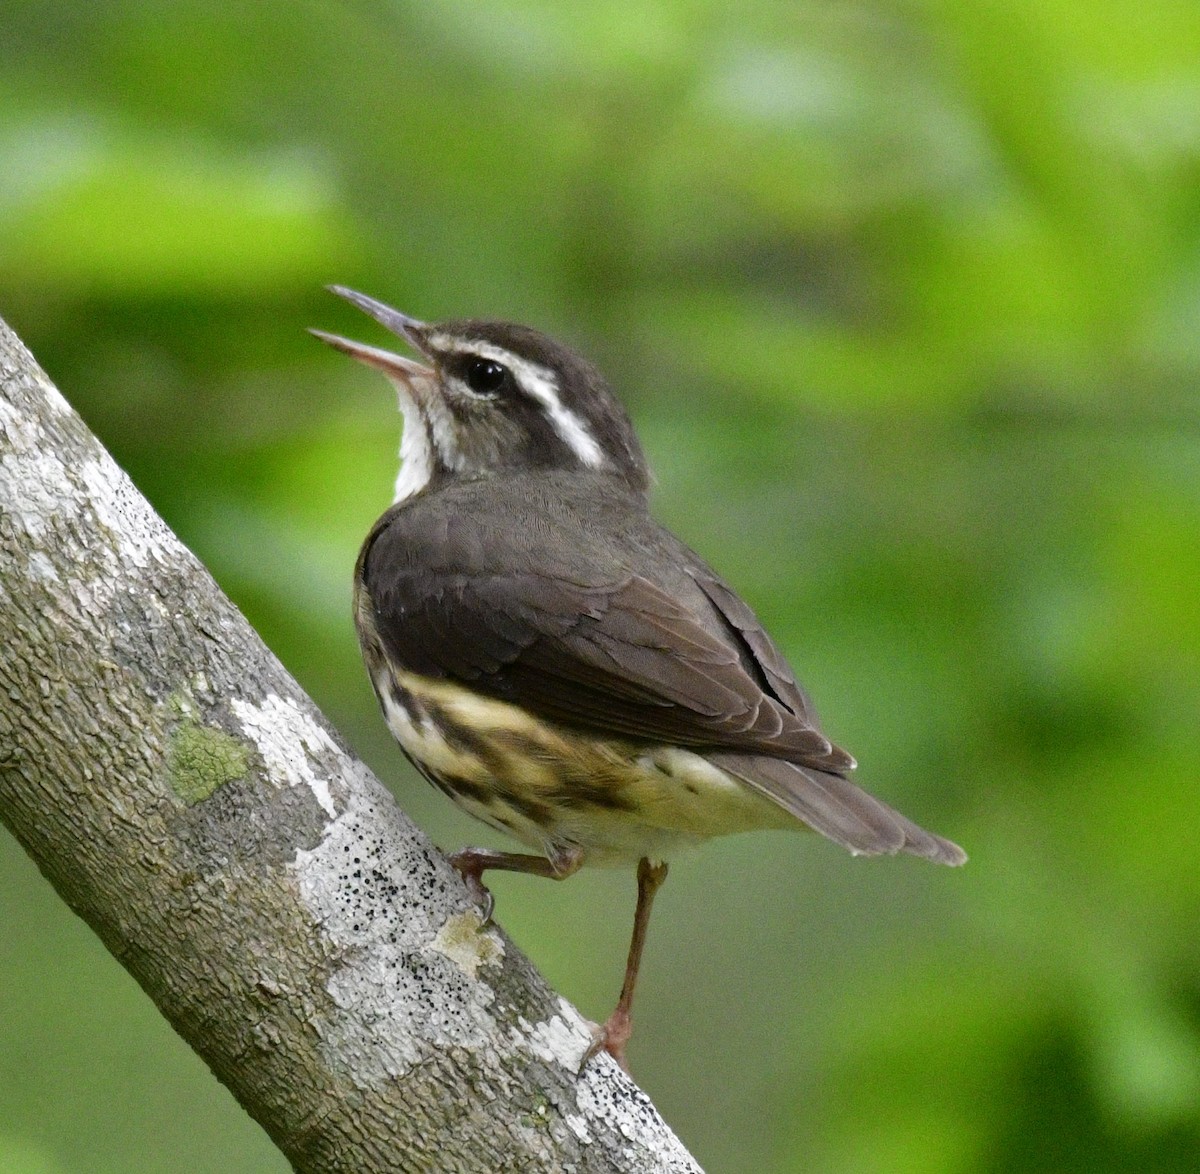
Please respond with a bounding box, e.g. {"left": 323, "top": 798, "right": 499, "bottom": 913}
{"left": 311, "top": 286, "right": 966, "bottom": 1072}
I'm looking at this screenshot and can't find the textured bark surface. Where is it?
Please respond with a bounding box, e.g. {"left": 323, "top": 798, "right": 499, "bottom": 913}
{"left": 0, "top": 318, "right": 701, "bottom": 1173}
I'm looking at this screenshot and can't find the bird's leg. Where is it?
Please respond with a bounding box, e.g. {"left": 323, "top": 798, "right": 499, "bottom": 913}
{"left": 448, "top": 844, "right": 584, "bottom": 925}
{"left": 582, "top": 857, "right": 669, "bottom": 1075}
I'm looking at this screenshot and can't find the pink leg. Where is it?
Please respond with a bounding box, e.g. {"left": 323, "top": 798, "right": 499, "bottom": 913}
{"left": 448, "top": 844, "right": 584, "bottom": 924}
{"left": 582, "top": 857, "right": 669, "bottom": 1074}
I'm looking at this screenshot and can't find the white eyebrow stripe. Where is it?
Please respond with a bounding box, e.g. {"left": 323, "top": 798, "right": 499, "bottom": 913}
{"left": 429, "top": 335, "right": 606, "bottom": 469}
{"left": 511, "top": 357, "right": 607, "bottom": 469}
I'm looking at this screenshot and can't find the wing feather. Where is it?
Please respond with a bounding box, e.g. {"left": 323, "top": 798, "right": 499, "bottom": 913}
{"left": 363, "top": 510, "right": 843, "bottom": 765}
{"left": 709, "top": 755, "right": 966, "bottom": 865}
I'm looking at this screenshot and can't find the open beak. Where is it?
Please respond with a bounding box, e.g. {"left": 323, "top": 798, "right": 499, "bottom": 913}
{"left": 309, "top": 286, "right": 435, "bottom": 382}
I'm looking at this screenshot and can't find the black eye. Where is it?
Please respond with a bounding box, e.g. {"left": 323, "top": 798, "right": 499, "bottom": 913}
{"left": 464, "top": 358, "right": 507, "bottom": 395}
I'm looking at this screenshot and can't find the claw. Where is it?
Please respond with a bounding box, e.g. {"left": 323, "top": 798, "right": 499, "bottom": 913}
{"left": 578, "top": 1008, "right": 632, "bottom": 1075}
{"left": 459, "top": 870, "right": 495, "bottom": 926}
{"left": 448, "top": 851, "right": 496, "bottom": 926}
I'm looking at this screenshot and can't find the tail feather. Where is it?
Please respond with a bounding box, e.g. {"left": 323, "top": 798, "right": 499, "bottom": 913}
{"left": 710, "top": 754, "right": 966, "bottom": 867}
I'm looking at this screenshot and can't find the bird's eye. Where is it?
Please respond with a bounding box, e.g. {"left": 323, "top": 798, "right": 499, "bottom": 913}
{"left": 464, "top": 358, "right": 508, "bottom": 396}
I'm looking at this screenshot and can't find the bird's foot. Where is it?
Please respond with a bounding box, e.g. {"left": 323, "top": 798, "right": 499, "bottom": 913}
{"left": 447, "top": 850, "right": 496, "bottom": 925}
{"left": 578, "top": 1007, "right": 633, "bottom": 1076}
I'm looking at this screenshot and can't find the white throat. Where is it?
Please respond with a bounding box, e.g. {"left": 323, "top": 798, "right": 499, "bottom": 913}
{"left": 389, "top": 376, "right": 460, "bottom": 505}
{"left": 392, "top": 405, "right": 431, "bottom": 505}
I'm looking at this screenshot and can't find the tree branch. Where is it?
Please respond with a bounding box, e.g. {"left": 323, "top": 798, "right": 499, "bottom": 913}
{"left": 0, "top": 317, "right": 701, "bottom": 1173}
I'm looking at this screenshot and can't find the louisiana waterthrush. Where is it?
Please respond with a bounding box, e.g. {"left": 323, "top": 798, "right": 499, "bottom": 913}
{"left": 313, "top": 287, "right": 966, "bottom": 1070}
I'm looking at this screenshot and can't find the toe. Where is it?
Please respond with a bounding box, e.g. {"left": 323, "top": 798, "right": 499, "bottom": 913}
{"left": 578, "top": 1009, "right": 633, "bottom": 1075}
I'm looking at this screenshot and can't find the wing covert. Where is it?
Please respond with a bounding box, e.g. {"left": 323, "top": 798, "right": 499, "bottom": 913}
{"left": 363, "top": 503, "right": 851, "bottom": 770}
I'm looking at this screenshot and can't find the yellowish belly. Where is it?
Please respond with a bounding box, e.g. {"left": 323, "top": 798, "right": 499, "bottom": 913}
{"left": 371, "top": 667, "right": 795, "bottom": 866}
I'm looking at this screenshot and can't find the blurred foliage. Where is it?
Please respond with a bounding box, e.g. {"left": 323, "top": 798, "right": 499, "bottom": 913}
{"left": 2, "top": 1, "right": 1198, "bottom": 1171}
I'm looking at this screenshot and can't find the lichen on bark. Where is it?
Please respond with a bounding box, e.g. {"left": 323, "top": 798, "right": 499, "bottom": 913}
{"left": 168, "top": 720, "right": 251, "bottom": 803}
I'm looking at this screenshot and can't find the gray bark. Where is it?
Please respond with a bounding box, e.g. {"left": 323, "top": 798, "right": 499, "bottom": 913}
{"left": 0, "top": 317, "right": 701, "bottom": 1173}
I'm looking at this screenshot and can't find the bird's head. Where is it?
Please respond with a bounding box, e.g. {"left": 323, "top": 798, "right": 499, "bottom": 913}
{"left": 312, "top": 287, "right": 650, "bottom": 504}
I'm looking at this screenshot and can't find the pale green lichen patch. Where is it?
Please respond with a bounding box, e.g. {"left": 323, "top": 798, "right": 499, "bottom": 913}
{"left": 168, "top": 721, "right": 250, "bottom": 804}
{"left": 429, "top": 911, "right": 504, "bottom": 979}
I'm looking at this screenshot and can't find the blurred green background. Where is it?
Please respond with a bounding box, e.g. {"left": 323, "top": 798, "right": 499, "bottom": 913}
{"left": 2, "top": 2, "right": 1199, "bottom": 1171}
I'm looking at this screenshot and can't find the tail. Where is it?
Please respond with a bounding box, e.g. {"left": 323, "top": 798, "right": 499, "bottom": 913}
{"left": 709, "top": 753, "right": 966, "bottom": 866}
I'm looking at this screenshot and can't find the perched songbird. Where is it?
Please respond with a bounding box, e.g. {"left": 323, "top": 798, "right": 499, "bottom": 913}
{"left": 312, "top": 288, "right": 966, "bottom": 1070}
